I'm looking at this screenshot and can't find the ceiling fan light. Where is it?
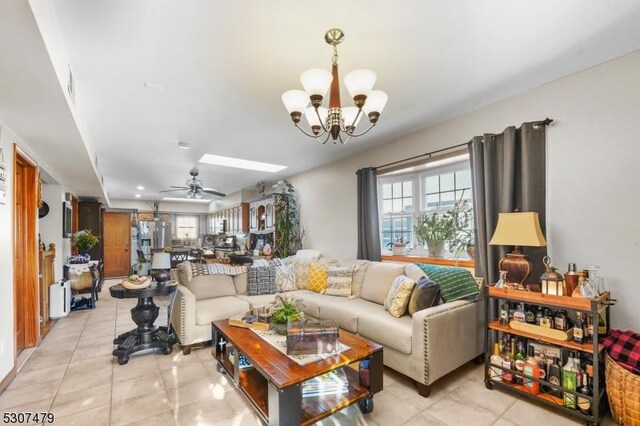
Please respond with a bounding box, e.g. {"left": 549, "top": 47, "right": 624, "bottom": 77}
{"left": 194, "top": 191, "right": 203, "bottom": 199}
{"left": 304, "top": 106, "right": 328, "bottom": 127}
{"left": 363, "top": 90, "right": 388, "bottom": 115}
{"left": 342, "top": 106, "right": 362, "bottom": 129}
{"left": 186, "top": 191, "right": 195, "bottom": 199}
{"left": 300, "top": 69, "right": 332, "bottom": 98}
{"left": 281, "top": 90, "right": 309, "bottom": 119}
{"left": 344, "top": 69, "right": 376, "bottom": 98}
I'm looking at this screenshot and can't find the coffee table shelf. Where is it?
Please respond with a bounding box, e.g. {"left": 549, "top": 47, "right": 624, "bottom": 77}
{"left": 212, "top": 320, "right": 382, "bottom": 426}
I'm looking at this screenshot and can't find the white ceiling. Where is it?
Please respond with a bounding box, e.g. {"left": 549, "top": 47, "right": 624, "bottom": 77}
{"left": 47, "top": 0, "right": 640, "bottom": 202}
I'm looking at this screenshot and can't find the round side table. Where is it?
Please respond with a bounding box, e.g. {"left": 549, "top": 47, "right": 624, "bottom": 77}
{"left": 109, "top": 283, "right": 177, "bottom": 365}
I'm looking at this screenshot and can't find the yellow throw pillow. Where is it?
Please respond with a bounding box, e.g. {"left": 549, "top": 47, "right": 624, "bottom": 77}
{"left": 384, "top": 275, "right": 416, "bottom": 318}
{"left": 307, "top": 263, "right": 328, "bottom": 293}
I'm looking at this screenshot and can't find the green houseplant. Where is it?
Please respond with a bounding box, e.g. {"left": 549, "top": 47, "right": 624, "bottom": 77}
{"left": 273, "top": 179, "right": 300, "bottom": 258}
{"left": 270, "top": 294, "right": 304, "bottom": 335}
{"left": 414, "top": 193, "right": 472, "bottom": 258}
{"left": 71, "top": 229, "right": 99, "bottom": 257}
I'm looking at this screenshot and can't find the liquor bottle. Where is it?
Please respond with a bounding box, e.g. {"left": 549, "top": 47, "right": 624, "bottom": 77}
{"left": 489, "top": 342, "right": 503, "bottom": 382}
{"left": 547, "top": 357, "right": 562, "bottom": 398}
{"left": 563, "top": 351, "right": 579, "bottom": 409}
{"left": 585, "top": 314, "right": 594, "bottom": 343}
{"left": 510, "top": 337, "right": 516, "bottom": 360}
{"left": 577, "top": 373, "right": 592, "bottom": 415}
{"left": 565, "top": 263, "right": 580, "bottom": 295}
{"left": 541, "top": 309, "right": 553, "bottom": 328}
{"left": 514, "top": 340, "right": 526, "bottom": 385}
{"left": 536, "top": 306, "right": 544, "bottom": 325}
{"left": 554, "top": 310, "right": 568, "bottom": 331}
{"left": 523, "top": 346, "right": 540, "bottom": 395}
{"left": 525, "top": 305, "right": 536, "bottom": 324}
{"left": 500, "top": 302, "right": 509, "bottom": 326}
{"left": 598, "top": 312, "right": 607, "bottom": 336}
{"left": 573, "top": 312, "right": 586, "bottom": 344}
{"left": 501, "top": 340, "right": 513, "bottom": 384}
{"left": 513, "top": 303, "right": 526, "bottom": 322}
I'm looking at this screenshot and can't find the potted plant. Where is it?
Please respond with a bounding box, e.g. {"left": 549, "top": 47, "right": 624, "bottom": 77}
{"left": 71, "top": 229, "right": 99, "bottom": 260}
{"left": 270, "top": 294, "right": 304, "bottom": 335}
{"left": 414, "top": 193, "right": 472, "bottom": 258}
{"left": 135, "top": 253, "right": 151, "bottom": 276}
{"left": 273, "top": 179, "right": 300, "bottom": 258}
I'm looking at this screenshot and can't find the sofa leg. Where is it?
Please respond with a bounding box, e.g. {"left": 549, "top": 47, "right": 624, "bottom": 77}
{"left": 182, "top": 345, "right": 192, "bottom": 355}
{"left": 416, "top": 382, "right": 431, "bottom": 398}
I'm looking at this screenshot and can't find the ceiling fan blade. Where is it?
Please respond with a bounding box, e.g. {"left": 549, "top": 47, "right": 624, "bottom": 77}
{"left": 169, "top": 186, "right": 190, "bottom": 189}
{"left": 203, "top": 189, "right": 226, "bottom": 197}
{"left": 159, "top": 188, "right": 187, "bottom": 193}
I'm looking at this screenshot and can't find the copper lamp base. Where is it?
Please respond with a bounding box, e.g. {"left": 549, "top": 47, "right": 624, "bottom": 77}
{"left": 498, "top": 249, "right": 533, "bottom": 288}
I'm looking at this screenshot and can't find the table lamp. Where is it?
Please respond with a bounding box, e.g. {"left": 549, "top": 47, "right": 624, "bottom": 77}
{"left": 488, "top": 212, "right": 547, "bottom": 288}
{"left": 151, "top": 252, "right": 171, "bottom": 285}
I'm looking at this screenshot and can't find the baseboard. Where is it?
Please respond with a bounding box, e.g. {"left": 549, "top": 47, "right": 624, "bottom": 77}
{"left": 0, "top": 367, "right": 16, "bottom": 394}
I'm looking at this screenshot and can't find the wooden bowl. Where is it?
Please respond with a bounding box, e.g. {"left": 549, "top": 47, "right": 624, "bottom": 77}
{"left": 122, "top": 276, "right": 152, "bottom": 290}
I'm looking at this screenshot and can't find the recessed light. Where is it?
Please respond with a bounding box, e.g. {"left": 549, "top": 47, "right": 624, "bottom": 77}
{"left": 135, "top": 194, "right": 141, "bottom": 198}
{"left": 136, "top": 185, "right": 144, "bottom": 190}
{"left": 162, "top": 197, "right": 210, "bottom": 203}
{"left": 199, "top": 154, "right": 287, "bottom": 173}
{"left": 178, "top": 142, "right": 191, "bottom": 150}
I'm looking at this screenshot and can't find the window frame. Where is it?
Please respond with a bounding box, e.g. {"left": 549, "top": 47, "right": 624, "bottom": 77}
{"left": 175, "top": 215, "right": 199, "bottom": 239}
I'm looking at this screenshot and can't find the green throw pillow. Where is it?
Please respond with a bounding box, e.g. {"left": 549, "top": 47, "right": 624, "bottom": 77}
{"left": 416, "top": 264, "right": 479, "bottom": 303}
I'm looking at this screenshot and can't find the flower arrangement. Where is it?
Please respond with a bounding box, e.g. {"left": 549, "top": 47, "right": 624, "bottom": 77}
{"left": 414, "top": 192, "right": 472, "bottom": 254}
{"left": 71, "top": 229, "right": 99, "bottom": 253}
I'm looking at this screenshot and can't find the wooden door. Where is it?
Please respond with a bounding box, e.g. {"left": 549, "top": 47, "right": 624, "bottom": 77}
{"left": 103, "top": 212, "right": 131, "bottom": 277}
{"left": 13, "top": 148, "right": 39, "bottom": 353}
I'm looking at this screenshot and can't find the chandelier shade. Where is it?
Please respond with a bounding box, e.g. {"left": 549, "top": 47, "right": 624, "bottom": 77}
{"left": 282, "top": 28, "right": 387, "bottom": 144}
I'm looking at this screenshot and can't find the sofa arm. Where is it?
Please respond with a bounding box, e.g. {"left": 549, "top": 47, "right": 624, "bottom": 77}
{"left": 170, "top": 284, "right": 197, "bottom": 346}
{"left": 411, "top": 299, "right": 484, "bottom": 385}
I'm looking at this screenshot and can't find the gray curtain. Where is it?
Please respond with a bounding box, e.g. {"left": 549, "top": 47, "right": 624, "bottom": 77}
{"left": 356, "top": 167, "right": 382, "bottom": 261}
{"left": 469, "top": 122, "right": 547, "bottom": 285}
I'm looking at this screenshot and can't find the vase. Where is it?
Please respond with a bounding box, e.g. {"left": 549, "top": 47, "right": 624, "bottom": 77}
{"left": 80, "top": 252, "right": 91, "bottom": 262}
{"left": 426, "top": 240, "right": 445, "bottom": 258}
{"left": 272, "top": 322, "right": 288, "bottom": 335}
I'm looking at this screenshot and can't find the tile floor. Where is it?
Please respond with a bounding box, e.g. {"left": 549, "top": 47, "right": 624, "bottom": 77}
{"left": 0, "top": 280, "right": 618, "bottom": 425}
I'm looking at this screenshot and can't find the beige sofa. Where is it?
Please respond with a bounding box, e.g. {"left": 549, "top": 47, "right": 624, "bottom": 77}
{"left": 169, "top": 258, "right": 483, "bottom": 397}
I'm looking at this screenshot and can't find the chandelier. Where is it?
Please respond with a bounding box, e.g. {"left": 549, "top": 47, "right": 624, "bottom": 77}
{"left": 281, "top": 28, "right": 388, "bottom": 144}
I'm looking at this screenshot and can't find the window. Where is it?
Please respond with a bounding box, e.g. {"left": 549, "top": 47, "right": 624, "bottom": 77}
{"left": 176, "top": 215, "right": 199, "bottom": 239}
{"left": 378, "top": 154, "right": 473, "bottom": 254}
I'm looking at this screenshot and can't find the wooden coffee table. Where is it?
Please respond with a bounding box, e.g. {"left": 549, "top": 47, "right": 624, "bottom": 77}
{"left": 212, "top": 320, "right": 383, "bottom": 426}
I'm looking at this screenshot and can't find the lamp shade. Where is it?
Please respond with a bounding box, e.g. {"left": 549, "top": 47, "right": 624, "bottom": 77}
{"left": 344, "top": 69, "right": 376, "bottom": 98}
{"left": 281, "top": 90, "right": 309, "bottom": 114}
{"left": 304, "top": 106, "right": 328, "bottom": 127}
{"left": 300, "top": 69, "right": 332, "bottom": 98}
{"left": 363, "top": 90, "right": 388, "bottom": 114}
{"left": 342, "top": 106, "right": 362, "bottom": 128}
{"left": 151, "top": 252, "right": 171, "bottom": 269}
{"left": 489, "top": 212, "right": 547, "bottom": 247}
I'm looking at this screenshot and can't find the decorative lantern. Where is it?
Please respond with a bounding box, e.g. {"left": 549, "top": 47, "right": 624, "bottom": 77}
{"left": 540, "top": 256, "right": 566, "bottom": 296}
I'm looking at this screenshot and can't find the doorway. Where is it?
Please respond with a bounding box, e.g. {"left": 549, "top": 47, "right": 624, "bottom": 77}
{"left": 13, "top": 146, "right": 39, "bottom": 353}
{"left": 103, "top": 212, "right": 131, "bottom": 277}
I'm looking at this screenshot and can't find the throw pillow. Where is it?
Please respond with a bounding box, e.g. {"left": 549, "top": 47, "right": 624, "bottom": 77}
{"left": 190, "top": 262, "right": 211, "bottom": 277}
{"left": 275, "top": 264, "right": 296, "bottom": 292}
{"left": 407, "top": 276, "right": 441, "bottom": 316}
{"left": 384, "top": 275, "right": 416, "bottom": 318}
{"left": 307, "top": 263, "right": 328, "bottom": 293}
{"left": 247, "top": 265, "right": 277, "bottom": 295}
{"left": 416, "top": 264, "right": 480, "bottom": 302}
{"left": 325, "top": 265, "right": 357, "bottom": 297}
{"left": 292, "top": 257, "right": 313, "bottom": 289}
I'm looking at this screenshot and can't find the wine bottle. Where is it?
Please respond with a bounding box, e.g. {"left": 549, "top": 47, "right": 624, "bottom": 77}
{"left": 489, "top": 342, "right": 503, "bottom": 382}
{"left": 523, "top": 346, "right": 540, "bottom": 395}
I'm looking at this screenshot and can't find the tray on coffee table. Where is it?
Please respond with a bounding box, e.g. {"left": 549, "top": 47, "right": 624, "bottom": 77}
{"left": 212, "top": 320, "right": 383, "bottom": 426}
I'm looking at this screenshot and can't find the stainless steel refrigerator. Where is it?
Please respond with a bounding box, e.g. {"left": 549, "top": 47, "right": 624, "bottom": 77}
{"left": 138, "top": 220, "right": 172, "bottom": 257}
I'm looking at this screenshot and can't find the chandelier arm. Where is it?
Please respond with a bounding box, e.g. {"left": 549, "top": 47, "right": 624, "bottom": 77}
{"left": 294, "top": 123, "right": 327, "bottom": 138}
{"left": 315, "top": 107, "right": 330, "bottom": 133}
{"left": 346, "top": 122, "right": 377, "bottom": 138}
{"left": 320, "top": 132, "right": 332, "bottom": 145}
{"left": 342, "top": 108, "right": 365, "bottom": 132}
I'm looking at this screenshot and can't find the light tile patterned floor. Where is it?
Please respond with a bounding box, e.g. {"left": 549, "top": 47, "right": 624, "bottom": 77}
{"left": 0, "top": 279, "right": 618, "bottom": 425}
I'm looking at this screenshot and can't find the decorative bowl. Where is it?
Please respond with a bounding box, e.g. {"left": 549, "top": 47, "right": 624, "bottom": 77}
{"left": 122, "top": 275, "right": 151, "bottom": 290}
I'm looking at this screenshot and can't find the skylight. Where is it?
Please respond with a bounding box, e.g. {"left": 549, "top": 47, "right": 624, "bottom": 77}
{"left": 199, "top": 154, "right": 287, "bottom": 173}
{"left": 162, "top": 197, "right": 211, "bottom": 203}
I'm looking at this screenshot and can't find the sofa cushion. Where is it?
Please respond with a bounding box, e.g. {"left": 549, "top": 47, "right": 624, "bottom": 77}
{"left": 177, "top": 261, "right": 193, "bottom": 286}
{"left": 416, "top": 264, "right": 479, "bottom": 302}
{"left": 194, "top": 296, "right": 250, "bottom": 325}
{"left": 405, "top": 263, "right": 427, "bottom": 282}
{"left": 307, "top": 263, "right": 328, "bottom": 293}
{"left": 233, "top": 272, "right": 248, "bottom": 295}
{"left": 338, "top": 260, "right": 370, "bottom": 297}
{"left": 235, "top": 294, "right": 278, "bottom": 309}
{"left": 384, "top": 275, "right": 416, "bottom": 318}
{"left": 292, "top": 258, "right": 314, "bottom": 289}
{"left": 275, "top": 264, "right": 296, "bottom": 292}
{"left": 358, "top": 313, "right": 413, "bottom": 354}
{"left": 318, "top": 297, "right": 385, "bottom": 333}
{"left": 185, "top": 274, "right": 237, "bottom": 300}
{"left": 247, "top": 266, "right": 277, "bottom": 295}
{"left": 407, "top": 276, "right": 441, "bottom": 316}
{"left": 292, "top": 290, "right": 326, "bottom": 318}
{"left": 295, "top": 249, "right": 322, "bottom": 260}
{"left": 325, "top": 265, "right": 357, "bottom": 297}
{"left": 359, "top": 262, "right": 405, "bottom": 305}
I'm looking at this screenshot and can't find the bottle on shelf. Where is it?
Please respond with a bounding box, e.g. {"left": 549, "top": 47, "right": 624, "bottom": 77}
{"left": 513, "top": 303, "right": 526, "bottom": 323}
{"left": 525, "top": 304, "right": 536, "bottom": 324}
{"left": 523, "top": 345, "right": 540, "bottom": 395}
{"left": 541, "top": 308, "right": 553, "bottom": 328}
{"left": 577, "top": 373, "right": 592, "bottom": 415}
{"left": 554, "top": 309, "right": 568, "bottom": 331}
{"left": 573, "top": 312, "right": 586, "bottom": 344}
{"left": 563, "top": 351, "right": 579, "bottom": 409}
{"left": 501, "top": 339, "right": 513, "bottom": 384}
{"left": 495, "top": 270, "right": 508, "bottom": 288}
{"left": 547, "top": 357, "right": 563, "bottom": 398}
{"left": 585, "top": 314, "right": 594, "bottom": 343}
{"left": 489, "top": 342, "right": 503, "bottom": 382}
{"left": 535, "top": 306, "right": 544, "bottom": 326}
{"left": 598, "top": 312, "right": 607, "bottom": 336}
{"left": 573, "top": 273, "right": 596, "bottom": 298}
{"left": 500, "top": 302, "right": 510, "bottom": 326}
{"left": 565, "top": 263, "right": 580, "bottom": 296}
{"left": 514, "top": 340, "right": 526, "bottom": 385}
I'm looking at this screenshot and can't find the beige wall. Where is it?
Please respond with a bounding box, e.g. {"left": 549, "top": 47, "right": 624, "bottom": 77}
{"left": 288, "top": 51, "right": 640, "bottom": 330}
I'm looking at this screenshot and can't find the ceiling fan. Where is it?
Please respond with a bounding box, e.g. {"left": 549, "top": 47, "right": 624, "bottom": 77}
{"left": 159, "top": 167, "right": 226, "bottom": 199}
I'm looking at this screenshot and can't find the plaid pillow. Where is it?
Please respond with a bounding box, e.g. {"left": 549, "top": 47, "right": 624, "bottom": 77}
{"left": 247, "top": 266, "right": 277, "bottom": 295}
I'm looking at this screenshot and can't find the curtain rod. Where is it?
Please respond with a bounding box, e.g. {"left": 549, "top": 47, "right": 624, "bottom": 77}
{"left": 375, "top": 118, "right": 553, "bottom": 170}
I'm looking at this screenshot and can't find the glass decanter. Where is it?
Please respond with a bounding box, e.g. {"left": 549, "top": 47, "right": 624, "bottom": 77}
{"left": 495, "top": 270, "right": 508, "bottom": 288}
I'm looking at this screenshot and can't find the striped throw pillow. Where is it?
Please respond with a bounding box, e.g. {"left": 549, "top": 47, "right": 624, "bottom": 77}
{"left": 325, "top": 265, "right": 357, "bottom": 297}
{"left": 416, "top": 264, "right": 479, "bottom": 302}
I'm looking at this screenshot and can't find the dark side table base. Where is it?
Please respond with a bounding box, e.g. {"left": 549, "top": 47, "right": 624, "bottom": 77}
{"left": 112, "top": 295, "right": 176, "bottom": 365}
